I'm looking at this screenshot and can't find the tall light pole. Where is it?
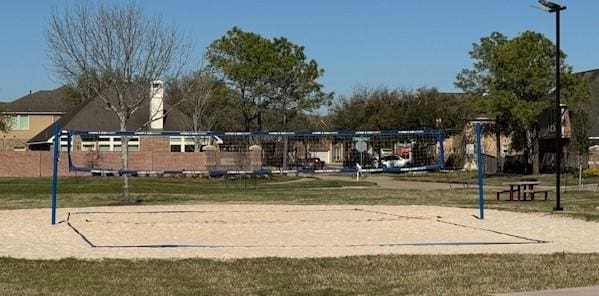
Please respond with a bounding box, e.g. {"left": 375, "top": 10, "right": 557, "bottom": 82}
{"left": 538, "top": 0, "right": 566, "bottom": 211}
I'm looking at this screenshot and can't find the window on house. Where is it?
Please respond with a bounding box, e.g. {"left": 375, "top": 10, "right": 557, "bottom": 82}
{"left": 81, "top": 136, "right": 97, "bottom": 142}
{"left": 170, "top": 136, "right": 203, "bottom": 152}
{"left": 59, "top": 135, "right": 140, "bottom": 152}
{"left": 10, "top": 115, "right": 29, "bottom": 130}
{"left": 59, "top": 135, "right": 70, "bottom": 151}
{"left": 333, "top": 145, "right": 342, "bottom": 162}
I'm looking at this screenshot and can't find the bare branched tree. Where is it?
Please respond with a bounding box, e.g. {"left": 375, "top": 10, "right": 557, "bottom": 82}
{"left": 47, "top": 2, "right": 190, "bottom": 201}
{"left": 167, "top": 68, "right": 222, "bottom": 151}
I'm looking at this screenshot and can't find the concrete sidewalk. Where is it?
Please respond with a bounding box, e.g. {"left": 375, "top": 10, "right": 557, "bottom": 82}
{"left": 494, "top": 286, "right": 599, "bottom": 295}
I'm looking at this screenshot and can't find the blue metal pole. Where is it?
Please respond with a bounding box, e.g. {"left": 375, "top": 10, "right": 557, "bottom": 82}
{"left": 51, "top": 124, "right": 61, "bottom": 225}
{"left": 476, "top": 122, "right": 485, "bottom": 219}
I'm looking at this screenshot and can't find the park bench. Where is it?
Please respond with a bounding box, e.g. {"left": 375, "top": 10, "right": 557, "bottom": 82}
{"left": 522, "top": 188, "right": 549, "bottom": 200}
{"left": 497, "top": 180, "right": 543, "bottom": 201}
{"left": 496, "top": 188, "right": 517, "bottom": 200}
{"left": 519, "top": 177, "right": 548, "bottom": 200}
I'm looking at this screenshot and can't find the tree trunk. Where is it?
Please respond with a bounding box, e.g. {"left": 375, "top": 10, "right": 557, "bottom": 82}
{"left": 257, "top": 99, "right": 263, "bottom": 132}
{"left": 578, "top": 153, "right": 583, "bottom": 190}
{"left": 531, "top": 127, "right": 540, "bottom": 175}
{"left": 523, "top": 149, "right": 529, "bottom": 175}
{"left": 281, "top": 112, "right": 288, "bottom": 172}
{"left": 120, "top": 120, "right": 130, "bottom": 202}
{"left": 193, "top": 115, "right": 201, "bottom": 152}
{"left": 495, "top": 128, "right": 502, "bottom": 174}
{"left": 282, "top": 138, "right": 289, "bottom": 172}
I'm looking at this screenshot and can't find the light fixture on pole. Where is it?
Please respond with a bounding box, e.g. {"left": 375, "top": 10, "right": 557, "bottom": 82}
{"left": 538, "top": 0, "right": 566, "bottom": 211}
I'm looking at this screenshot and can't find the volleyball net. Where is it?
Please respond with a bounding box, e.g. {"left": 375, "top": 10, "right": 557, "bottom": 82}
{"left": 63, "top": 129, "right": 445, "bottom": 175}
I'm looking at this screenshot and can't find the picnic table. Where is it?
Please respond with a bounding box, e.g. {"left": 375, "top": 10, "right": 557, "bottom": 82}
{"left": 496, "top": 181, "right": 548, "bottom": 201}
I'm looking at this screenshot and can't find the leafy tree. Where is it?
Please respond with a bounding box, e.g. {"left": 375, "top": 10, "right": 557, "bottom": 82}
{"left": 331, "top": 86, "right": 471, "bottom": 131}
{"left": 206, "top": 27, "right": 332, "bottom": 133}
{"left": 263, "top": 37, "right": 333, "bottom": 169}
{"left": 456, "top": 31, "right": 591, "bottom": 174}
{"left": 455, "top": 32, "right": 510, "bottom": 173}
{"left": 265, "top": 37, "right": 333, "bottom": 130}
{"left": 207, "top": 28, "right": 332, "bottom": 170}
{"left": 331, "top": 86, "right": 403, "bottom": 130}
{"left": 47, "top": 2, "right": 190, "bottom": 201}
{"left": 206, "top": 27, "right": 274, "bottom": 131}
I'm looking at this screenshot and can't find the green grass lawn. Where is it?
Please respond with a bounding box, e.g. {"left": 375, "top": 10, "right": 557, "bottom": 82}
{"left": 2, "top": 175, "right": 599, "bottom": 295}
{"left": 2, "top": 254, "right": 599, "bottom": 295}
{"left": 394, "top": 171, "right": 599, "bottom": 187}
{"left": 0, "top": 176, "right": 377, "bottom": 209}
{"left": 1, "top": 175, "right": 597, "bottom": 221}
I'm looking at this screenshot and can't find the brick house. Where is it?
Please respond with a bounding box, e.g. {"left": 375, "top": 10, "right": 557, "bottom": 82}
{"left": 0, "top": 81, "right": 256, "bottom": 177}
{"left": 0, "top": 87, "right": 72, "bottom": 151}
{"left": 25, "top": 81, "right": 225, "bottom": 154}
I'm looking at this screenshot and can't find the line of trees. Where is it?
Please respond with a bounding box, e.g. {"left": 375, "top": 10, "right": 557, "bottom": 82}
{"left": 330, "top": 86, "right": 473, "bottom": 132}
{"left": 45, "top": 2, "right": 594, "bottom": 201}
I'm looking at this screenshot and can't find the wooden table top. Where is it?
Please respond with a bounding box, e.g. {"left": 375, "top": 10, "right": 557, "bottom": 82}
{"left": 502, "top": 181, "right": 541, "bottom": 186}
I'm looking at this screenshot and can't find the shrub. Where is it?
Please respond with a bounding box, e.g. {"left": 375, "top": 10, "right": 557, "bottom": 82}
{"left": 582, "top": 167, "right": 599, "bottom": 178}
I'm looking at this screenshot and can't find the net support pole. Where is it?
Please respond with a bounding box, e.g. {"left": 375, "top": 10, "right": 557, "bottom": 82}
{"left": 476, "top": 122, "right": 485, "bottom": 220}
{"left": 51, "top": 124, "right": 61, "bottom": 225}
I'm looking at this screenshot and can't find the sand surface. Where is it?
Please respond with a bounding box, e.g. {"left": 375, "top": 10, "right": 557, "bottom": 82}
{"left": 1, "top": 204, "right": 599, "bottom": 259}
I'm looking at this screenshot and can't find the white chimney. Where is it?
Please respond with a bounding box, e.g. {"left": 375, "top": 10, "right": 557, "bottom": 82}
{"left": 150, "top": 80, "right": 164, "bottom": 130}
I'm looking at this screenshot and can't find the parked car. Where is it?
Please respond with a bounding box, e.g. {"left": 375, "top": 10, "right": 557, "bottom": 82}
{"left": 343, "top": 150, "right": 379, "bottom": 168}
{"left": 300, "top": 157, "right": 326, "bottom": 170}
{"left": 380, "top": 155, "right": 409, "bottom": 168}
{"left": 380, "top": 148, "right": 393, "bottom": 157}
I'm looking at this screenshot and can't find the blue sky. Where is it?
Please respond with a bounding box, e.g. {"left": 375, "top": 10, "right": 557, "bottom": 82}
{"left": 1, "top": 0, "right": 597, "bottom": 102}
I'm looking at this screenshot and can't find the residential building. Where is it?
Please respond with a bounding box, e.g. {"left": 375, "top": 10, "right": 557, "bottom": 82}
{"left": 0, "top": 87, "right": 72, "bottom": 151}
{"left": 27, "top": 81, "right": 218, "bottom": 153}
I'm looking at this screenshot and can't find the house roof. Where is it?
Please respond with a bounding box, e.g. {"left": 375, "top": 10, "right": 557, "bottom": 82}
{"left": 3, "top": 86, "right": 74, "bottom": 114}
{"left": 28, "top": 98, "right": 192, "bottom": 144}
{"left": 578, "top": 68, "right": 599, "bottom": 137}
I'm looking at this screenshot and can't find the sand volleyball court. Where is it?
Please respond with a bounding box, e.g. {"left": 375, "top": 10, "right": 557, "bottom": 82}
{"left": 1, "top": 204, "right": 599, "bottom": 259}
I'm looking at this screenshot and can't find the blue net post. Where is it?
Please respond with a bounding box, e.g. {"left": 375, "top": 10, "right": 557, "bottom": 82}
{"left": 51, "top": 124, "right": 61, "bottom": 225}
{"left": 476, "top": 122, "right": 485, "bottom": 220}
